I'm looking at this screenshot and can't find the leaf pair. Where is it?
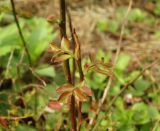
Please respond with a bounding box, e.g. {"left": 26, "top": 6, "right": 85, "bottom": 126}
{"left": 50, "top": 37, "right": 73, "bottom": 64}
{"left": 50, "top": 30, "right": 82, "bottom": 63}
{"left": 86, "top": 55, "right": 113, "bottom": 76}
{"left": 56, "top": 81, "right": 92, "bottom": 105}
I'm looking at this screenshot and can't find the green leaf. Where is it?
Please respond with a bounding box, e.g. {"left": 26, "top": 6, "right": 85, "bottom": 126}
{"left": 108, "top": 20, "right": 119, "bottom": 33}
{"left": 128, "top": 8, "right": 146, "bottom": 22}
{"left": 16, "top": 124, "right": 36, "bottom": 131}
{"left": 0, "top": 23, "right": 23, "bottom": 56}
{"left": 27, "top": 17, "right": 56, "bottom": 62}
{"left": 148, "top": 106, "right": 160, "bottom": 120}
{"left": 97, "top": 19, "right": 108, "bottom": 32}
{"left": 132, "top": 102, "right": 150, "bottom": 124}
{"left": 115, "top": 53, "right": 131, "bottom": 71}
{"left": 154, "top": 2, "right": 160, "bottom": 15}
{"left": 100, "top": 119, "right": 108, "bottom": 127}
{"left": 133, "top": 78, "right": 151, "bottom": 95}
{"left": 35, "top": 66, "right": 55, "bottom": 78}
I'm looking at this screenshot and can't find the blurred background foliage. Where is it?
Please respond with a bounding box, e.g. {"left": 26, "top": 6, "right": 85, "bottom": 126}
{"left": 0, "top": 0, "right": 160, "bottom": 130}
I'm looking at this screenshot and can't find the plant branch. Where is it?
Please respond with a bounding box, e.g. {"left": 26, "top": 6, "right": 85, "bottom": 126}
{"left": 67, "top": 8, "right": 76, "bottom": 84}
{"left": 10, "top": 0, "right": 32, "bottom": 66}
{"left": 59, "top": 0, "right": 77, "bottom": 130}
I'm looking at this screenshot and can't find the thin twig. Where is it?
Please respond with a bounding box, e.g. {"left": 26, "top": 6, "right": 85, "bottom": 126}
{"left": 5, "top": 50, "right": 14, "bottom": 77}
{"left": 89, "top": 0, "right": 133, "bottom": 129}
{"left": 10, "top": 0, "right": 32, "bottom": 66}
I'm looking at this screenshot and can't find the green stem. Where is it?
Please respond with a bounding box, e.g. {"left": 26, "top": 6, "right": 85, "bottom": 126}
{"left": 10, "top": 0, "right": 32, "bottom": 66}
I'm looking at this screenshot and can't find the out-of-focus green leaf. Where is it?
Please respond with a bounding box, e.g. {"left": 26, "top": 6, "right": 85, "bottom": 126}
{"left": 0, "top": 22, "right": 24, "bottom": 56}
{"left": 133, "top": 78, "right": 151, "bottom": 96}
{"left": 100, "top": 119, "right": 108, "bottom": 127}
{"left": 114, "top": 53, "right": 131, "bottom": 84}
{"left": 132, "top": 102, "right": 150, "bottom": 124}
{"left": 108, "top": 20, "right": 119, "bottom": 33}
{"left": 97, "top": 19, "right": 119, "bottom": 33}
{"left": 97, "top": 19, "right": 108, "bottom": 32}
{"left": 128, "top": 8, "right": 146, "bottom": 22}
{"left": 35, "top": 66, "right": 55, "bottom": 78}
{"left": 27, "top": 17, "right": 56, "bottom": 62}
{"left": 115, "top": 53, "right": 131, "bottom": 71}
{"left": 148, "top": 106, "right": 160, "bottom": 120}
{"left": 154, "top": 2, "right": 160, "bottom": 15}
{"left": 16, "top": 124, "right": 36, "bottom": 131}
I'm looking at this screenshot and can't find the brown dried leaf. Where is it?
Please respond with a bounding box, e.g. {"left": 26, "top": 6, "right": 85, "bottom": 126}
{"left": 50, "top": 43, "right": 61, "bottom": 52}
{"left": 92, "top": 66, "right": 112, "bottom": 76}
{"left": 61, "top": 37, "right": 70, "bottom": 52}
{"left": 74, "top": 88, "right": 87, "bottom": 102}
{"left": 94, "top": 61, "right": 112, "bottom": 68}
{"left": 47, "top": 15, "right": 56, "bottom": 23}
{"left": 52, "top": 54, "right": 71, "bottom": 63}
{"left": 58, "top": 91, "right": 72, "bottom": 102}
{"left": 56, "top": 84, "right": 74, "bottom": 94}
{"left": 73, "top": 29, "right": 81, "bottom": 60}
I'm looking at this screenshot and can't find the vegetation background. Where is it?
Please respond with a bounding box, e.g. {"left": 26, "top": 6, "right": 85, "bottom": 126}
{"left": 0, "top": 0, "right": 160, "bottom": 130}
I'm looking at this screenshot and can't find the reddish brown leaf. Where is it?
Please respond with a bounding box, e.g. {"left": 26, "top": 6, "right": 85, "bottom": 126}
{"left": 57, "top": 91, "right": 71, "bottom": 102}
{"left": 94, "top": 61, "right": 112, "bottom": 68}
{"left": 74, "top": 88, "right": 87, "bottom": 102}
{"left": 47, "top": 15, "right": 56, "bottom": 23}
{"left": 56, "top": 84, "right": 74, "bottom": 94}
{"left": 82, "top": 86, "right": 93, "bottom": 97}
{"left": 48, "top": 100, "right": 62, "bottom": 110}
{"left": 0, "top": 117, "right": 9, "bottom": 129}
{"left": 92, "top": 66, "right": 112, "bottom": 76}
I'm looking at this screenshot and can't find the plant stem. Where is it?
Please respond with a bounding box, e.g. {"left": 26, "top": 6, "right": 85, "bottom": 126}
{"left": 67, "top": 9, "right": 76, "bottom": 84}
{"left": 59, "top": 0, "right": 77, "bottom": 130}
{"left": 77, "top": 59, "right": 84, "bottom": 131}
{"left": 73, "top": 29, "right": 84, "bottom": 130}
{"left": 10, "top": 0, "right": 32, "bottom": 66}
{"left": 60, "top": 0, "right": 67, "bottom": 38}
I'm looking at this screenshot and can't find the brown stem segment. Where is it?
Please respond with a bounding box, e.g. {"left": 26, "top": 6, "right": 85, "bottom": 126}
{"left": 67, "top": 9, "right": 76, "bottom": 84}
{"left": 10, "top": 0, "right": 32, "bottom": 66}
{"left": 59, "top": 0, "right": 77, "bottom": 131}
{"left": 60, "top": 0, "right": 67, "bottom": 38}
{"left": 70, "top": 95, "right": 77, "bottom": 131}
